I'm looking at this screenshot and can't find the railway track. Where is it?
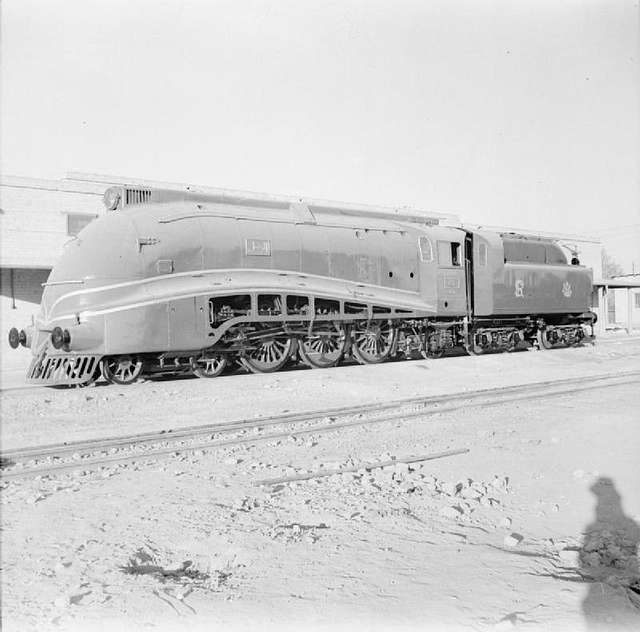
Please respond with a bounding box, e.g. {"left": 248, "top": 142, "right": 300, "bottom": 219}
{"left": 1, "top": 370, "right": 638, "bottom": 481}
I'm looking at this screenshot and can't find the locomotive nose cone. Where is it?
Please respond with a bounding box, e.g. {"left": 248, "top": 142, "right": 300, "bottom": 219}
{"left": 8, "top": 327, "right": 20, "bottom": 349}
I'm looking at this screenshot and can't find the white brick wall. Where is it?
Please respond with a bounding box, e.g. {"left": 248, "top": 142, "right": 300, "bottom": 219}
{"left": 0, "top": 176, "right": 105, "bottom": 268}
{"left": 0, "top": 267, "right": 50, "bottom": 370}
{"left": 0, "top": 175, "right": 107, "bottom": 372}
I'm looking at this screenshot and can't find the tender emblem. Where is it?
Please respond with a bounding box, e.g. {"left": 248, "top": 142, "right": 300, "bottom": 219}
{"left": 562, "top": 281, "right": 573, "bottom": 298}
{"left": 514, "top": 279, "right": 525, "bottom": 298}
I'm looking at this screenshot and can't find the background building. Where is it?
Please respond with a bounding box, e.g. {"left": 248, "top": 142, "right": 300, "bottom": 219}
{"left": 1, "top": 174, "right": 105, "bottom": 361}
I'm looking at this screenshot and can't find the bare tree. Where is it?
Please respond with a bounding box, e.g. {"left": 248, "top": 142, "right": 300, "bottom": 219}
{"left": 601, "top": 249, "right": 625, "bottom": 278}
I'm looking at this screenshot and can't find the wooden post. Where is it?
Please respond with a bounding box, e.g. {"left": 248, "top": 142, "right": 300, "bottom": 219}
{"left": 601, "top": 286, "right": 609, "bottom": 331}
{"left": 10, "top": 268, "right": 16, "bottom": 309}
{"left": 593, "top": 286, "right": 605, "bottom": 336}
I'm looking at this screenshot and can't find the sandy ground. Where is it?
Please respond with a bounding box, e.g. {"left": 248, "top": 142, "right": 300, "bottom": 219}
{"left": 1, "top": 337, "right": 640, "bottom": 451}
{"left": 1, "top": 342, "right": 639, "bottom": 632}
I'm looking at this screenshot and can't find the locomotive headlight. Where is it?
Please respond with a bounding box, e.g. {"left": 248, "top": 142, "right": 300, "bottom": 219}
{"left": 8, "top": 327, "right": 21, "bottom": 349}
{"left": 51, "top": 326, "right": 71, "bottom": 350}
{"left": 9, "top": 327, "right": 31, "bottom": 348}
{"left": 103, "top": 187, "right": 121, "bottom": 211}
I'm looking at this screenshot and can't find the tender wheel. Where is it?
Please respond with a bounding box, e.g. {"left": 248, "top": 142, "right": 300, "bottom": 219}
{"left": 102, "top": 355, "right": 143, "bottom": 385}
{"left": 464, "top": 335, "right": 484, "bottom": 356}
{"left": 351, "top": 320, "right": 397, "bottom": 364}
{"left": 298, "top": 323, "right": 348, "bottom": 369}
{"left": 241, "top": 326, "right": 296, "bottom": 374}
{"left": 571, "top": 331, "right": 585, "bottom": 347}
{"left": 190, "top": 353, "right": 227, "bottom": 378}
{"left": 536, "top": 329, "right": 555, "bottom": 350}
{"left": 506, "top": 330, "right": 524, "bottom": 353}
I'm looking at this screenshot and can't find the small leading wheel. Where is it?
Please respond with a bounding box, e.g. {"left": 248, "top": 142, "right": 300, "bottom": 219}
{"left": 298, "top": 323, "right": 348, "bottom": 369}
{"left": 536, "top": 329, "right": 555, "bottom": 350}
{"left": 102, "top": 355, "right": 143, "bottom": 385}
{"left": 351, "top": 320, "right": 397, "bottom": 364}
{"left": 241, "top": 326, "right": 296, "bottom": 374}
{"left": 189, "top": 353, "right": 227, "bottom": 378}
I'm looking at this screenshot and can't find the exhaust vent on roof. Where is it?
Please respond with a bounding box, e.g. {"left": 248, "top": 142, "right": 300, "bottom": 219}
{"left": 124, "top": 187, "right": 152, "bottom": 206}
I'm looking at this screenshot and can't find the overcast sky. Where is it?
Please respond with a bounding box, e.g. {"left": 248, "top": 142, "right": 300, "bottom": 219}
{"left": 1, "top": 0, "right": 638, "bottom": 235}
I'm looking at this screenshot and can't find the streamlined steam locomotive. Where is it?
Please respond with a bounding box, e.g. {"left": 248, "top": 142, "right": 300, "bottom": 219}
{"left": 7, "top": 184, "right": 596, "bottom": 386}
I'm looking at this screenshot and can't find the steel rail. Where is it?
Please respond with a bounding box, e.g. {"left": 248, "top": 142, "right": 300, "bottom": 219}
{"left": 1, "top": 370, "right": 638, "bottom": 480}
{"left": 4, "top": 369, "right": 638, "bottom": 461}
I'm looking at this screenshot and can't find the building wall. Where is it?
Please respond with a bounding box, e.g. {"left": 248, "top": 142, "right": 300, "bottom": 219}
{"left": 0, "top": 175, "right": 105, "bottom": 268}
{"left": 0, "top": 175, "right": 107, "bottom": 372}
{"left": 611, "top": 286, "right": 640, "bottom": 329}
{"left": 0, "top": 267, "right": 50, "bottom": 370}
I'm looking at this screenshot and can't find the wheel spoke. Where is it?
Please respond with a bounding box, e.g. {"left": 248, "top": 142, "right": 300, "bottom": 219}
{"left": 103, "top": 355, "right": 141, "bottom": 385}
{"left": 242, "top": 326, "right": 294, "bottom": 374}
{"left": 352, "top": 320, "right": 396, "bottom": 365}
{"left": 299, "top": 324, "right": 347, "bottom": 369}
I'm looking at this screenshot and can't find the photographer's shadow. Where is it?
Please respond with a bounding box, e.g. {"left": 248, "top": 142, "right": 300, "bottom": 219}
{"left": 580, "top": 477, "right": 640, "bottom": 629}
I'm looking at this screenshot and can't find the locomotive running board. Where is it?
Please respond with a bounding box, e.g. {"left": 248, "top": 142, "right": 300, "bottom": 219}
{"left": 27, "top": 350, "right": 102, "bottom": 386}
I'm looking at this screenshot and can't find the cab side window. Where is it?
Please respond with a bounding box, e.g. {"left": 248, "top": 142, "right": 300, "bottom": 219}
{"left": 451, "top": 242, "right": 461, "bottom": 266}
{"left": 418, "top": 236, "right": 433, "bottom": 262}
{"left": 437, "top": 241, "right": 451, "bottom": 266}
{"left": 478, "top": 243, "right": 488, "bottom": 266}
{"left": 437, "top": 241, "right": 461, "bottom": 267}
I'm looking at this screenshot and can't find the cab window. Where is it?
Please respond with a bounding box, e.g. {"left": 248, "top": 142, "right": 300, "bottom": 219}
{"left": 437, "top": 241, "right": 461, "bottom": 267}
{"left": 437, "top": 241, "right": 451, "bottom": 266}
{"left": 451, "top": 242, "right": 461, "bottom": 266}
{"left": 478, "top": 243, "right": 488, "bottom": 266}
{"left": 418, "top": 236, "right": 433, "bottom": 262}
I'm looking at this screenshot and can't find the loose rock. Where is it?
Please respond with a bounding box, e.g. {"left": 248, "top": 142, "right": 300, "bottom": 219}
{"left": 503, "top": 533, "right": 523, "bottom": 547}
{"left": 440, "top": 505, "right": 464, "bottom": 519}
